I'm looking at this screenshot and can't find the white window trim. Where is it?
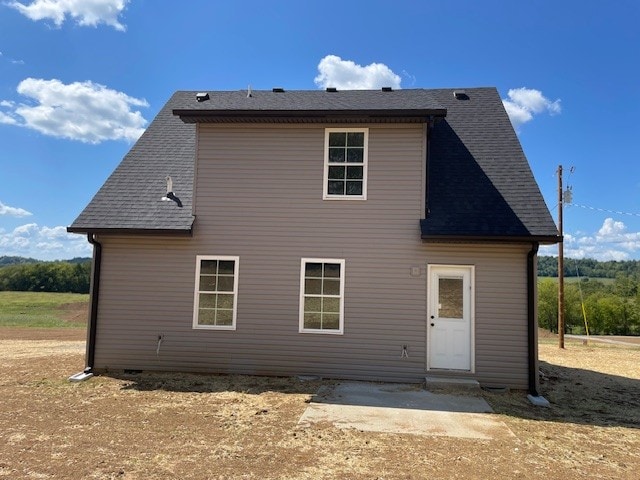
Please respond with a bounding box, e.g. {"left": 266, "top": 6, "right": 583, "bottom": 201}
{"left": 193, "top": 255, "right": 239, "bottom": 330}
{"left": 299, "top": 258, "right": 345, "bottom": 335}
{"left": 323, "top": 128, "right": 369, "bottom": 201}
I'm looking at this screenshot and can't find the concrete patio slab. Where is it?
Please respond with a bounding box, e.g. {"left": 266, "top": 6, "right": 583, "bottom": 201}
{"left": 298, "top": 382, "right": 515, "bottom": 440}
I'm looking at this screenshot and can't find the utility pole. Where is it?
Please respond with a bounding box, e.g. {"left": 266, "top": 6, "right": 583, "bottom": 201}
{"left": 558, "top": 165, "right": 565, "bottom": 349}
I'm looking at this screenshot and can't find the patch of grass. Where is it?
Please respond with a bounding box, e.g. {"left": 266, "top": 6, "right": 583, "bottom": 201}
{"left": 0, "top": 291, "right": 89, "bottom": 328}
{"left": 538, "top": 276, "right": 615, "bottom": 285}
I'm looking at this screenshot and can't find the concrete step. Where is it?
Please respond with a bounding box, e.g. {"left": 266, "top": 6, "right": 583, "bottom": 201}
{"left": 425, "top": 376, "right": 480, "bottom": 391}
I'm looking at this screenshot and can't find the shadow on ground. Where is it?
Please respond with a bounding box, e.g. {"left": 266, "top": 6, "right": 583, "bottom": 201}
{"left": 110, "top": 370, "right": 326, "bottom": 396}
{"left": 485, "top": 360, "right": 640, "bottom": 430}
{"left": 107, "top": 360, "right": 640, "bottom": 431}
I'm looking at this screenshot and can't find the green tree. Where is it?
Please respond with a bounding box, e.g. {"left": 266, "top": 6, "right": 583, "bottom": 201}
{"left": 537, "top": 279, "right": 557, "bottom": 332}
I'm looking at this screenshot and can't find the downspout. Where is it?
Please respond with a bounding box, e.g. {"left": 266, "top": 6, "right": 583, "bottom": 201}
{"left": 85, "top": 233, "right": 102, "bottom": 374}
{"left": 527, "top": 242, "right": 540, "bottom": 396}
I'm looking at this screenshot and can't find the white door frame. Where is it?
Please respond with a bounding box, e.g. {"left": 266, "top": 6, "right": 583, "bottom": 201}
{"left": 426, "top": 264, "right": 475, "bottom": 372}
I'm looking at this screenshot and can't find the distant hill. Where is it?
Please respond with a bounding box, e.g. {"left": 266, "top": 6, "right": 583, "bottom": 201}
{"left": 538, "top": 256, "right": 640, "bottom": 278}
{"left": 66, "top": 257, "right": 92, "bottom": 264}
{"left": 0, "top": 256, "right": 40, "bottom": 267}
{"left": 0, "top": 256, "right": 91, "bottom": 267}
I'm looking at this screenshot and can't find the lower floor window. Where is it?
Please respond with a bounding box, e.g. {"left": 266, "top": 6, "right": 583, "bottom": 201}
{"left": 193, "top": 255, "right": 239, "bottom": 330}
{"left": 299, "top": 258, "right": 345, "bottom": 334}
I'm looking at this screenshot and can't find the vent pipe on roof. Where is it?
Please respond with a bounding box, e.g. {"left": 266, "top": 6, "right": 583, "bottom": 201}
{"left": 247, "top": 85, "right": 252, "bottom": 98}
{"left": 326, "top": 87, "right": 337, "bottom": 92}
{"left": 272, "top": 87, "right": 285, "bottom": 93}
{"left": 196, "top": 92, "right": 209, "bottom": 102}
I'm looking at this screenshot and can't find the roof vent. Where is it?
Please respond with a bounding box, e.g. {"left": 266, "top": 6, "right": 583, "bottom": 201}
{"left": 326, "top": 87, "right": 337, "bottom": 92}
{"left": 195, "top": 92, "right": 209, "bottom": 102}
{"left": 381, "top": 87, "right": 393, "bottom": 92}
{"left": 272, "top": 87, "right": 285, "bottom": 93}
{"left": 453, "top": 90, "right": 468, "bottom": 100}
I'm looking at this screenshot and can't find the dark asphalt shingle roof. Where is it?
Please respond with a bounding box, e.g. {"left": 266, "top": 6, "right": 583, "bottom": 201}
{"left": 68, "top": 92, "right": 195, "bottom": 233}
{"left": 68, "top": 87, "right": 558, "bottom": 241}
{"left": 421, "top": 88, "right": 559, "bottom": 240}
{"left": 171, "top": 88, "right": 446, "bottom": 115}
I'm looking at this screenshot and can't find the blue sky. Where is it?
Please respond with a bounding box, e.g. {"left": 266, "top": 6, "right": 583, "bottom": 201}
{"left": 0, "top": 0, "right": 639, "bottom": 261}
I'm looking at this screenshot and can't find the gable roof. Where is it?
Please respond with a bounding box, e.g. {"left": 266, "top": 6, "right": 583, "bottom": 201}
{"left": 67, "top": 93, "right": 195, "bottom": 234}
{"left": 421, "top": 88, "right": 559, "bottom": 242}
{"left": 68, "top": 87, "right": 559, "bottom": 243}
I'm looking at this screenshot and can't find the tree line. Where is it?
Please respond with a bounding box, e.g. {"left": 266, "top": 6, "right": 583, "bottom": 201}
{"left": 0, "top": 257, "right": 91, "bottom": 294}
{"left": 538, "top": 256, "right": 640, "bottom": 335}
{"left": 538, "top": 274, "right": 640, "bottom": 336}
{"left": 538, "top": 255, "right": 640, "bottom": 279}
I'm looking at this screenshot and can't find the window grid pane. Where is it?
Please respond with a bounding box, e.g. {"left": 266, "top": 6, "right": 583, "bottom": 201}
{"left": 196, "top": 258, "right": 236, "bottom": 327}
{"left": 326, "top": 130, "right": 366, "bottom": 197}
{"left": 303, "top": 261, "right": 342, "bottom": 331}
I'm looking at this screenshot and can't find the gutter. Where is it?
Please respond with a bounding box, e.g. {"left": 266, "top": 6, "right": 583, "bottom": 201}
{"left": 173, "top": 108, "right": 448, "bottom": 123}
{"left": 526, "top": 242, "right": 549, "bottom": 406}
{"left": 66, "top": 226, "right": 193, "bottom": 236}
{"left": 527, "top": 242, "right": 539, "bottom": 395}
{"left": 421, "top": 233, "right": 562, "bottom": 244}
{"left": 69, "top": 233, "right": 102, "bottom": 382}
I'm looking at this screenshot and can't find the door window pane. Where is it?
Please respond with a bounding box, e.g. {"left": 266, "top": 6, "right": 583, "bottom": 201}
{"left": 439, "top": 277, "right": 463, "bottom": 318}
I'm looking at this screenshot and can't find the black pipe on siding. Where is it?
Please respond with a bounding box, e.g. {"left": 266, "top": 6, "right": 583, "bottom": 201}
{"left": 527, "top": 242, "right": 540, "bottom": 396}
{"left": 85, "top": 233, "right": 102, "bottom": 373}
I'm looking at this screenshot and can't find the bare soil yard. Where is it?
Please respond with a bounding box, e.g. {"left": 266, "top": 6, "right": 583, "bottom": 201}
{"left": 0, "top": 328, "right": 638, "bottom": 479}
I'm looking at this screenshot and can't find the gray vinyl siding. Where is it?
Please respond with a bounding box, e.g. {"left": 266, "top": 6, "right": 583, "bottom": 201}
{"left": 92, "top": 123, "right": 532, "bottom": 389}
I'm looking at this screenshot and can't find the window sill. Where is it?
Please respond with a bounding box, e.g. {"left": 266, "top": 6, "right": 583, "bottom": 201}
{"left": 322, "top": 195, "right": 367, "bottom": 201}
{"left": 299, "top": 328, "right": 344, "bottom": 335}
{"left": 193, "top": 325, "right": 237, "bottom": 331}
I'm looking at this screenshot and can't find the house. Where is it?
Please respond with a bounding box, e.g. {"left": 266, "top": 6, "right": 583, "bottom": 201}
{"left": 68, "top": 87, "right": 560, "bottom": 393}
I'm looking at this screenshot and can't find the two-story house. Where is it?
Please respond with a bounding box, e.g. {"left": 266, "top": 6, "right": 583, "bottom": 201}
{"left": 68, "top": 87, "right": 560, "bottom": 393}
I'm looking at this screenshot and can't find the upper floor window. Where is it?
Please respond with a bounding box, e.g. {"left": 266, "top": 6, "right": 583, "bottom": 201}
{"left": 323, "top": 128, "right": 368, "bottom": 200}
{"left": 193, "top": 256, "right": 239, "bottom": 330}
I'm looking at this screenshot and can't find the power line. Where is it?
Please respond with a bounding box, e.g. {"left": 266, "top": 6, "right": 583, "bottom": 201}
{"left": 567, "top": 203, "right": 640, "bottom": 218}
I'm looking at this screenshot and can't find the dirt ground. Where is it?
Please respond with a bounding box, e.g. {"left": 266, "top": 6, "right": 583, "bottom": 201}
{"left": 0, "top": 325, "right": 638, "bottom": 479}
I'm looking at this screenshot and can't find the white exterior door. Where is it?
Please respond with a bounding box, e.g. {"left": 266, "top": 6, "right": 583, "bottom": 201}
{"left": 427, "top": 265, "right": 474, "bottom": 371}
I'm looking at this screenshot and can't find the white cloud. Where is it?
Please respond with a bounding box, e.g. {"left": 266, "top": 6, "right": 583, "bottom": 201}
{"left": 40, "top": 225, "right": 70, "bottom": 239}
{"left": 314, "top": 55, "right": 402, "bottom": 90}
{"left": 3, "top": 78, "right": 148, "bottom": 143}
{"left": 597, "top": 218, "right": 625, "bottom": 237}
{"left": 0, "top": 111, "right": 18, "bottom": 125}
{"left": 11, "top": 59, "right": 25, "bottom": 65}
{"left": 0, "top": 100, "right": 15, "bottom": 107}
{"left": 502, "top": 87, "right": 561, "bottom": 130}
{"left": 0, "top": 223, "right": 92, "bottom": 260}
{"left": 0, "top": 200, "right": 32, "bottom": 217}
{"left": 13, "top": 222, "right": 39, "bottom": 235}
{"left": 8, "top": 0, "right": 129, "bottom": 31}
{"left": 401, "top": 70, "right": 417, "bottom": 86}
{"left": 539, "top": 218, "right": 640, "bottom": 261}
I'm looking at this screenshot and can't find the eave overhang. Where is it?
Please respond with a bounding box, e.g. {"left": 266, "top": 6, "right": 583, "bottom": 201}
{"left": 66, "top": 226, "right": 193, "bottom": 236}
{"left": 421, "top": 233, "right": 563, "bottom": 245}
{"left": 173, "top": 108, "right": 447, "bottom": 124}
